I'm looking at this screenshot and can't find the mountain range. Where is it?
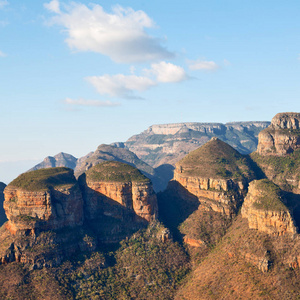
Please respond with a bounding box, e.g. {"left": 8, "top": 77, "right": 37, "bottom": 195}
{"left": 1, "top": 113, "right": 300, "bottom": 299}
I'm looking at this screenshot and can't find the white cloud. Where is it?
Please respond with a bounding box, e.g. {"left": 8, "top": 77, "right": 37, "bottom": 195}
{"left": 44, "top": 0, "right": 60, "bottom": 14}
{"left": 0, "top": 0, "right": 8, "bottom": 9}
{"left": 188, "top": 59, "right": 220, "bottom": 71}
{"left": 45, "top": 1, "right": 173, "bottom": 63}
{"left": 86, "top": 74, "right": 156, "bottom": 98}
{"left": 86, "top": 61, "right": 188, "bottom": 98}
{"left": 149, "top": 61, "right": 187, "bottom": 83}
{"left": 0, "top": 50, "right": 6, "bottom": 57}
{"left": 65, "top": 98, "right": 120, "bottom": 107}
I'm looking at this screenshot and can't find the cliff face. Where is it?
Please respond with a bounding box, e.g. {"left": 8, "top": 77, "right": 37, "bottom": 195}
{"left": 3, "top": 184, "right": 84, "bottom": 235}
{"left": 241, "top": 179, "right": 297, "bottom": 236}
{"left": 123, "top": 121, "right": 270, "bottom": 168}
{"left": 171, "top": 138, "right": 255, "bottom": 217}
{"left": 81, "top": 161, "right": 158, "bottom": 223}
{"left": 257, "top": 113, "right": 300, "bottom": 156}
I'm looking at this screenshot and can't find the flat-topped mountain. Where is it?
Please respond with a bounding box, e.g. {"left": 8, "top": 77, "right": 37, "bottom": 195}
{"left": 122, "top": 121, "right": 270, "bottom": 167}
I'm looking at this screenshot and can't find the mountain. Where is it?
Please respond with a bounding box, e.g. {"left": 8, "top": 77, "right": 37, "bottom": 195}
{"left": 2, "top": 112, "right": 300, "bottom": 299}
{"left": 29, "top": 152, "right": 78, "bottom": 171}
{"left": 122, "top": 121, "right": 270, "bottom": 168}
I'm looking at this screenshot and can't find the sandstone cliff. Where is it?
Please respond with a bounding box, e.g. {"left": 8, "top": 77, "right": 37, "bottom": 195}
{"left": 0, "top": 168, "right": 90, "bottom": 269}
{"left": 122, "top": 121, "right": 270, "bottom": 168}
{"left": 80, "top": 161, "right": 158, "bottom": 223}
{"left": 251, "top": 112, "right": 300, "bottom": 194}
{"left": 257, "top": 112, "right": 300, "bottom": 156}
{"left": 172, "top": 138, "right": 256, "bottom": 217}
{"left": 3, "top": 167, "right": 84, "bottom": 235}
{"left": 241, "top": 179, "right": 297, "bottom": 235}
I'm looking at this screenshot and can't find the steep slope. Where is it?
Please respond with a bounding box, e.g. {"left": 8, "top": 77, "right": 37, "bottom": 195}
{"left": 242, "top": 179, "right": 297, "bottom": 235}
{"left": 29, "top": 152, "right": 78, "bottom": 171}
{"left": 172, "top": 137, "right": 256, "bottom": 217}
{"left": 0, "top": 182, "right": 7, "bottom": 226}
{"left": 251, "top": 112, "right": 300, "bottom": 193}
{"left": 123, "top": 121, "right": 270, "bottom": 167}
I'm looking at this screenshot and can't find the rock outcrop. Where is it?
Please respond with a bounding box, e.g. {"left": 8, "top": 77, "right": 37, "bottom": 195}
{"left": 172, "top": 138, "right": 256, "bottom": 217}
{"left": 257, "top": 112, "right": 300, "bottom": 156}
{"left": 122, "top": 121, "right": 270, "bottom": 168}
{"left": 80, "top": 161, "right": 158, "bottom": 223}
{"left": 241, "top": 179, "right": 297, "bottom": 235}
{"left": 3, "top": 168, "right": 84, "bottom": 235}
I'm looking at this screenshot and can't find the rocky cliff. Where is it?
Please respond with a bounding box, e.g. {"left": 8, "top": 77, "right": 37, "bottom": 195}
{"left": 80, "top": 161, "right": 158, "bottom": 223}
{"left": 122, "top": 121, "right": 270, "bottom": 168}
{"left": 241, "top": 179, "right": 297, "bottom": 235}
{"left": 251, "top": 112, "right": 300, "bottom": 194}
{"left": 257, "top": 112, "right": 300, "bottom": 156}
{"left": 172, "top": 137, "right": 256, "bottom": 217}
{"left": 3, "top": 168, "right": 84, "bottom": 235}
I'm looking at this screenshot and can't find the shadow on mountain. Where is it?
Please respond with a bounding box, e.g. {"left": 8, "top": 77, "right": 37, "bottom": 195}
{"left": 284, "top": 191, "right": 300, "bottom": 231}
{"left": 157, "top": 180, "right": 199, "bottom": 241}
{"left": 153, "top": 164, "right": 175, "bottom": 192}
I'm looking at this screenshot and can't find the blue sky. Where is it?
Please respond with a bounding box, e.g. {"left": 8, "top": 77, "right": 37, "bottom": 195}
{"left": 1, "top": 0, "right": 300, "bottom": 183}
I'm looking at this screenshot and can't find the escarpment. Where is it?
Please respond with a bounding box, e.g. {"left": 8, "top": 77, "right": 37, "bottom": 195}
{"left": 80, "top": 161, "right": 158, "bottom": 223}
{"left": 172, "top": 137, "right": 256, "bottom": 217}
{"left": 241, "top": 179, "right": 297, "bottom": 235}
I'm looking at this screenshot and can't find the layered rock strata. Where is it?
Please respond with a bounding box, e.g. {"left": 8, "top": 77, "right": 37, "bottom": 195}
{"left": 172, "top": 138, "right": 255, "bottom": 217}
{"left": 241, "top": 179, "right": 297, "bottom": 235}
{"left": 257, "top": 112, "right": 300, "bottom": 156}
{"left": 81, "top": 161, "right": 158, "bottom": 222}
{"left": 3, "top": 168, "right": 83, "bottom": 235}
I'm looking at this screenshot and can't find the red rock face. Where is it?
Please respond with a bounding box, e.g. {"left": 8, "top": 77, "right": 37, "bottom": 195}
{"left": 3, "top": 184, "right": 84, "bottom": 235}
{"left": 257, "top": 113, "right": 300, "bottom": 156}
{"left": 173, "top": 170, "right": 245, "bottom": 217}
{"left": 241, "top": 180, "right": 297, "bottom": 236}
{"left": 85, "top": 180, "right": 158, "bottom": 222}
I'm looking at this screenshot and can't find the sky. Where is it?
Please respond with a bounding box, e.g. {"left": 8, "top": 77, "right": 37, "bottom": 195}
{"left": 1, "top": 0, "right": 300, "bottom": 184}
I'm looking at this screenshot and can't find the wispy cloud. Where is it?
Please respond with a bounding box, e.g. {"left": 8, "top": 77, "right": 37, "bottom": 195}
{"left": 64, "top": 97, "right": 121, "bottom": 107}
{"left": 86, "top": 75, "right": 156, "bottom": 99}
{"left": 0, "top": 0, "right": 8, "bottom": 9}
{"left": 86, "top": 61, "right": 188, "bottom": 98}
{"left": 44, "top": 0, "right": 60, "bottom": 13}
{"left": 0, "top": 50, "right": 6, "bottom": 57}
{"left": 44, "top": 1, "right": 173, "bottom": 63}
{"left": 188, "top": 59, "right": 220, "bottom": 71}
{"left": 149, "top": 61, "right": 187, "bottom": 83}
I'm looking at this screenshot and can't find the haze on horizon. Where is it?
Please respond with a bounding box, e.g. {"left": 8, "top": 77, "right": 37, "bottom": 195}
{"left": 1, "top": 0, "right": 300, "bottom": 183}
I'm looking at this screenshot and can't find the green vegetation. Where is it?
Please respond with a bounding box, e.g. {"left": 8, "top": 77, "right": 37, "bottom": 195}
{"left": 85, "top": 161, "right": 150, "bottom": 183}
{"left": 8, "top": 167, "right": 76, "bottom": 191}
{"left": 252, "top": 179, "right": 288, "bottom": 212}
{"left": 251, "top": 150, "right": 300, "bottom": 179}
{"left": 178, "top": 138, "right": 256, "bottom": 181}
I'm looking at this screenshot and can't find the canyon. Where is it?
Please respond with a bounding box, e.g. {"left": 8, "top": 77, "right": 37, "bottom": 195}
{"left": 1, "top": 113, "right": 300, "bottom": 299}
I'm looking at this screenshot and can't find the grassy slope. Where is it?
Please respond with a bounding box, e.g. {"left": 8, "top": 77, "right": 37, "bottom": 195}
{"left": 8, "top": 167, "right": 76, "bottom": 191}
{"left": 175, "top": 215, "right": 300, "bottom": 300}
{"left": 85, "top": 161, "right": 150, "bottom": 183}
{"left": 178, "top": 138, "right": 256, "bottom": 181}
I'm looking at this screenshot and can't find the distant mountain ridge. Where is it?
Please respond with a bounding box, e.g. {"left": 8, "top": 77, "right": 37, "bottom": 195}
{"left": 121, "top": 121, "right": 270, "bottom": 167}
